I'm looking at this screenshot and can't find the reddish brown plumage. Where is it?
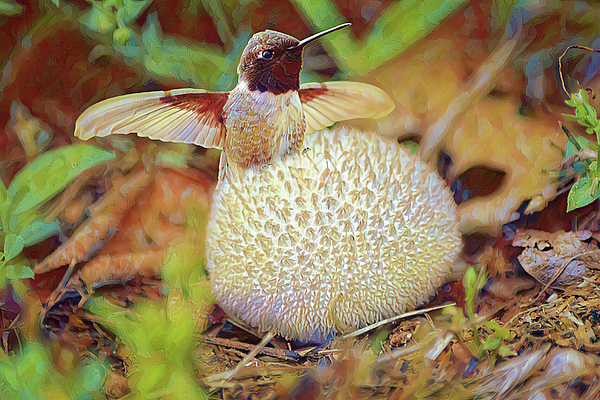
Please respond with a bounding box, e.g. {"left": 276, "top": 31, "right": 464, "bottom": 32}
{"left": 250, "top": 50, "right": 303, "bottom": 94}
{"left": 237, "top": 30, "right": 302, "bottom": 95}
{"left": 222, "top": 83, "right": 305, "bottom": 168}
{"left": 298, "top": 87, "right": 328, "bottom": 102}
{"left": 74, "top": 24, "right": 398, "bottom": 173}
{"left": 159, "top": 91, "right": 229, "bottom": 125}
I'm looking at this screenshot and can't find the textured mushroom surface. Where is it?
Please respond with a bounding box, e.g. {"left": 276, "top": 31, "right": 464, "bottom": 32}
{"left": 206, "top": 126, "right": 462, "bottom": 340}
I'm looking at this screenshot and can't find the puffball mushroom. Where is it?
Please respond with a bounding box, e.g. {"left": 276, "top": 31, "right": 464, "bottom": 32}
{"left": 206, "top": 126, "right": 462, "bottom": 341}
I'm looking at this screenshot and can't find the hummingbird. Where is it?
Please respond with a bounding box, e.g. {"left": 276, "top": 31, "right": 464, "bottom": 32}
{"left": 75, "top": 23, "right": 394, "bottom": 176}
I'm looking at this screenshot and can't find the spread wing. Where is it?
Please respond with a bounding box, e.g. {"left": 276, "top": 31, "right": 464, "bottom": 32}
{"left": 299, "top": 81, "right": 395, "bottom": 134}
{"left": 75, "top": 89, "right": 229, "bottom": 149}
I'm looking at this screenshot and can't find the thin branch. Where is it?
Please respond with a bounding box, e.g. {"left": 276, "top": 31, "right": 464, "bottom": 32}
{"left": 342, "top": 303, "right": 455, "bottom": 339}
{"left": 532, "top": 249, "right": 600, "bottom": 303}
{"left": 560, "top": 122, "right": 583, "bottom": 151}
{"left": 558, "top": 45, "right": 600, "bottom": 100}
{"left": 197, "top": 334, "right": 300, "bottom": 362}
{"left": 205, "top": 329, "right": 277, "bottom": 382}
{"left": 420, "top": 27, "right": 526, "bottom": 161}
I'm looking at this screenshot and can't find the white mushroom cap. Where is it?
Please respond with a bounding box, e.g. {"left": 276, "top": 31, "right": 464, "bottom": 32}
{"left": 205, "top": 126, "right": 462, "bottom": 341}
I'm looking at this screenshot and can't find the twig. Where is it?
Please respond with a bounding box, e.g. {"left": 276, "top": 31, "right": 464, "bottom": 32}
{"left": 375, "top": 338, "right": 427, "bottom": 364}
{"left": 44, "top": 258, "right": 78, "bottom": 310}
{"left": 507, "top": 304, "right": 545, "bottom": 326}
{"left": 532, "top": 249, "right": 600, "bottom": 303}
{"left": 558, "top": 45, "right": 600, "bottom": 100}
{"left": 197, "top": 335, "right": 300, "bottom": 362}
{"left": 425, "top": 331, "right": 455, "bottom": 361}
{"left": 341, "top": 303, "right": 455, "bottom": 339}
{"left": 560, "top": 122, "right": 583, "bottom": 152}
{"left": 421, "top": 27, "right": 526, "bottom": 161}
{"left": 205, "top": 329, "right": 276, "bottom": 382}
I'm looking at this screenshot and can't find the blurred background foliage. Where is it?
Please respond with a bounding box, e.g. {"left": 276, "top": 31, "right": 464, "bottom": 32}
{"left": 1, "top": 0, "right": 474, "bottom": 92}
{"left": 2, "top": 0, "right": 600, "bottom": 398}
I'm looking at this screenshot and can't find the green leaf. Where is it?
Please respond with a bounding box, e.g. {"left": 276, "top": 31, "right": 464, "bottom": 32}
{"left": 292, "top": 0, "right": 469, "bottom": 75}
{"left": 0, "top": 0, "right": 23, "bottom": 16}
{"left": 368, "top": 328, "right": 390, "bottom": 355}
{"left": 20, "top": 221, "right": 61, "bottom": 247}
{"left": 0, "top": 179, "right": 7, "bottom": 208}
{"left": 564, "top": 89, "right": 600, "bottom": 132}
{"left": 483, "top": 334, "right": 502, "bottom": 351}
{"left": 564, "top": 134, "right": 594, "bottom": 158}
{"left": 0, "top": 260, "right": 33, "bottom": 290}
{"left": 113, "top": 27, "right": 134, "bottom": 45}
{"left": 0, "top": 341, "right": 69, "bottom": 397}
{"left": 0, "top": 179, "right": 8, "bottom": 230}
{"left": 79, "top": 0, "right": 117, "bottom": 34}
{"left": 483, "top": 320, "right": 502, "bottom": 331}
{"left": 3, "top": 234, "right": 24, "bottom": 262}
{"left": 155, "top": 144, "right": 193, "bottom": 169}
{"left": 119, "top": 0, "right": 153, "bottom": 25}
{"left": 3, "top": 264, "right": 34, "bottom": 280}
{"left": 158, "top": 369, "right": 209, "bottom": 400}
{"left": 573, "top": 161, "right": 587, "bottom": 174}
{"left": 6, "top": 209, "right": 45, "bottom": 240}
{"left": 463, "top": 267, "right": 477, "bottom": 319}
{"left": 0, "top": 340, "right": 105, "bottom": 398}
{"left": 141, "top": 14, "right": 235, "bottom": 89}
{"left": 463, "top": 267, "right": 477, "bottom": 293}
{"left": 71, "top": 360, "right": 106, "bottom": 399}
{"left": 498, "top": 345, "right": 517, "bottom": 357}
{"left": 567, "top": 177, "right": 600, "bottom": 212}
{"left": 7, "top": 144, "right": 115, "bottom": 216}
{"left": 400, "top": 140, "right": 420, "bottom": 155}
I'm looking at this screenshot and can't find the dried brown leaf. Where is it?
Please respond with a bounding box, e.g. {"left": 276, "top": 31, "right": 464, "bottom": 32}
{"left": 358, "top": 3, "right": 576, "bottom": 234}
{"left": 467, "top": 344, "right": 550, "bottom": 397}
{"left": 75, "top": 248, "right": 168, "bottom": 290}
{"left": 34, "top": 168, "right": 153, "bottom": 274}
{"left": 514, "top": 348, "right": 600, "bottom": 399}
{"left": 67, "top": 167, "right": 211, "bottom": 289}
{"left": 513, "top": 229, "right": 598, "bottom": 286}
{"left": 448, "top": 99, "right": 567, "bottom": 233}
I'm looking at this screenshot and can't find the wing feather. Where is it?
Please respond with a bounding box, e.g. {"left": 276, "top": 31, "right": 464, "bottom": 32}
{"left": 75, "top": 89, "right": 229, "bottom": 149}
{"left": 299, "top": 81, "right": 395, "bottom": 134}
{"left": 167, "top": 110, "right": 199, "bottom": 142}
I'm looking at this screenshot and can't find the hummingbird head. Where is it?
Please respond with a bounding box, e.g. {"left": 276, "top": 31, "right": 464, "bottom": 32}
{"left": 237, "top": 23, "right": 350, "bottom": 95}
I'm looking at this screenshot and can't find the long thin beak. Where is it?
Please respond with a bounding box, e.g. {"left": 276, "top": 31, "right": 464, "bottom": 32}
{"left": 287, "top": 23, "right": 351, "bottom": 51}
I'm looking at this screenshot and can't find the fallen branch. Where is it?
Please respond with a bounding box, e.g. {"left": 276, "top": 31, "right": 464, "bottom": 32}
{"left": 342, "top": 303, "right": 455, "bottom": 339}
{"left": 197, "top": 334, "right": 300, "bottom": 362}
{"left": 204, "top": 330, "right": 277, "bottom": 383}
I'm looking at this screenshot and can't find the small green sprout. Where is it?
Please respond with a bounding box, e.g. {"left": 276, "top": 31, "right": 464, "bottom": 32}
{"left": 482, "top": 320, "right": 515, "bottom": 356}
{"left": 563, "top": 89, "right": 600, "bottom": 212}
{"left": 462, "top": 266, "right": 489, "bottom": 359}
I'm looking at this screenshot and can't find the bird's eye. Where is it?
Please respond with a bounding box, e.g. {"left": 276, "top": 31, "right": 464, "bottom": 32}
{"left": 261, "top": 50, "right": 274, "bottom": 60}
